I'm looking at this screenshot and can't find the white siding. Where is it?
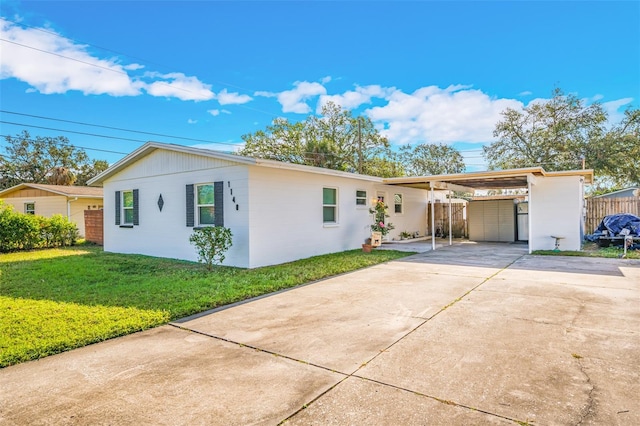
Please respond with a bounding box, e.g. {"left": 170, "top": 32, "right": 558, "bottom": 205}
{"left": 530, "top": 176, "right": 584, "bottom": 251}
{"left": 101, "top": 149, "right": 430, "bottom": 268}
{"left": 103, "top": 150, "right": 251, "bottom": 267}
{"left": 246, "top": 168, "right": 428, "bottom": 268}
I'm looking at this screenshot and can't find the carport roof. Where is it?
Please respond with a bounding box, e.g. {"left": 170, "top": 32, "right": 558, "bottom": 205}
{"left": 383, "top": 167, "right": 594, "bottom": 191}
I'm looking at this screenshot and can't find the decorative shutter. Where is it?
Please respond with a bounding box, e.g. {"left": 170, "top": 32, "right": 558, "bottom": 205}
{"left": 115, "top": 191, "right": 121, "bottom": 225}
{"left": 186, "top": 184, "right": 194, "bottom": 227}
{"left": 133, "top": 189, "right": 139, "bottom": 226}
{"left": 214, "top": 181, "right": 224, "bottom": 227}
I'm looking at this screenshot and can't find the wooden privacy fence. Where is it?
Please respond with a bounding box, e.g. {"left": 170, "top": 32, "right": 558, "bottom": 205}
{"left": 427, "top": 202, "right": 467, "bottom": 238}
{"left": 584, "top": 197, "right": 640, "bottom": 234}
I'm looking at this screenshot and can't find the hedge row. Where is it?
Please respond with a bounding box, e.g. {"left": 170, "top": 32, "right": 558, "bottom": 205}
{"left": 0, "top": 202, "right": 79, "bottom": 252}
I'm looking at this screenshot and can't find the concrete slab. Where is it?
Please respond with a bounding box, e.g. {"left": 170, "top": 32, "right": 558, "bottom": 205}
{"left": 499, "top": 255, "right": 640, "bottom": 289}
{"left": 358, "top": 303, "right": 605, "bottom": 425}
{"left": 284, "top": 377, "right": 514, "bottom": 425}
{"left": 0, "top": 326, "right": 344, "bottom": 426}
{"left": 178, "top": 262, "right": 487, "bottom": 373}
{"left": 358, "top": 256, "right": 640, "bottom": 425}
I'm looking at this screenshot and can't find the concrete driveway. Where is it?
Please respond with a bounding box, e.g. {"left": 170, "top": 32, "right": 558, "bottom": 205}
{"left": 1, "top": 243, "right": 638, "bottom": 425}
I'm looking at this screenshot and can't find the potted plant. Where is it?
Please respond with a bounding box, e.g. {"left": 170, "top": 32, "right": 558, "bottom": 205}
{"left": 362, "top": 237, "right": 373, "bottom": 253}
{"left": 400, "top": 231, "right": 412, "bottom": 240}
{"left": 369, "top": 200, "right": 394, "bottom": 246}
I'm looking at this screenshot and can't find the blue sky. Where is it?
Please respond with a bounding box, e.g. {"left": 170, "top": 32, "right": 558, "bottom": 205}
{"left": 1, "top": 1, "right": 638, "bottom": 171}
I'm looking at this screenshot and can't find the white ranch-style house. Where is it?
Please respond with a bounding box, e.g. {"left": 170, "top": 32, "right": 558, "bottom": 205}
{"left": 89, "top": 142, "right": 593, "bottom": 268}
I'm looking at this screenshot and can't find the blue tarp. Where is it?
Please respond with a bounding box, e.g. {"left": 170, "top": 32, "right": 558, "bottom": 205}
{"left": 585, "top": 213, "right": 640, "bottom": 248}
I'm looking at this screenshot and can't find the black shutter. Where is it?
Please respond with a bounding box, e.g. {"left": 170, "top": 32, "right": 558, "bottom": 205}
{"left": 186, "top": 184, "right": 194, "bottom": 227}
{"left": 214, "top": 181, "right": 224, "bottom": 227}
{"left": 115, "top": 191, "right": 121, "bottom": 225}
{"left": 133, "top": 189, "right": 139, "bottom": 226}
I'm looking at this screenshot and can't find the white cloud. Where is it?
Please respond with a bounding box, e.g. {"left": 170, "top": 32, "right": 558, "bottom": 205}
{"left": 366, "top": 85, "right": 522, "bottom": 145}
{"left": 216, "top": 88, "right": 252, "bottom": 105}
{"left": 254, "top": 90, "right": 276, "bottom": 97}
{"left": 272, "top": 81, "right": 327, "bottom": 113}
{"left": 145, "top": 72, "right": 214, "bottom": 101}
{"left": 0, "top": 18, "right": 226, "bottom": 104}
{"left": 0, "top": 19, "right": 142, "bottom": 96}
{"left": 519, "top": 90, "right": 533, "bottom": 96}
{"left": 208, "top": 109, "right": 231, "bottom": 117}
{"left": 320, "top": 76, "right": 332, "bottom": 84}
{"left": 123, "top": 63, "right": 145, "bottom": 71}
{"left": 187, "top": 118, "right": 197, "bottom": 124}
{"left": 317, "top": 84, "right": 392, "bottom": 112}
{"left": 602, "top": 97, "right": 634, "bottom": 125}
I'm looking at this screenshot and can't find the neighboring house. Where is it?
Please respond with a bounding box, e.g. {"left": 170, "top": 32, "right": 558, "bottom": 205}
{"left": 0, "top": 183, "right": 103, "bottom": 237}
{"left": 592, "top": 187, "right": 640, "bottom": 199}
{"left": 89, "top": 142, "right": 592, "bottom": 268}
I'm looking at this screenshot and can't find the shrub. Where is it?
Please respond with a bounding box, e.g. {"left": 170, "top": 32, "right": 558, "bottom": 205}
{"left": 189, "top": 227, "right": 233, "bottom": 270}
{"left": 47, "top": 214, "right": 79, "bottom": 247}
{"left": 0, "top": 201, "right": 78, "bottom": 252}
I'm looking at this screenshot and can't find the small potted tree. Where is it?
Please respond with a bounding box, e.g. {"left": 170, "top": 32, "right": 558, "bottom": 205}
{"left": 369, "top": 200, "right": 394, "bottom": 247}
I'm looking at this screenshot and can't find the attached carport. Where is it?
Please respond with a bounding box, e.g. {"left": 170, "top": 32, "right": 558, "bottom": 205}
{"left": 384, "top": 167, "right": 594, "bottom": 253}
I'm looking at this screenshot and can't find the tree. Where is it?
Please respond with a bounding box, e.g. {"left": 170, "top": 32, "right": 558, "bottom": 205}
{"left": 74, "top": 159, "right": 110, "bottom": 186}
{"left": 399, "top": 143, "right": 466, "bottom": 176}
{"left": 484, "top": 88, "right": 607, "bottom": 171}
{"left": 0, "top": 131, "right": 108, "bottom": 189}
{"left": 239, "top": 102, "right": 402, "bottom": 177}
{"left": 483, "top": 88, "right": 638, "bottom": 188}
{"left": 586, "top": 108, "right": 640, "bottom": 188}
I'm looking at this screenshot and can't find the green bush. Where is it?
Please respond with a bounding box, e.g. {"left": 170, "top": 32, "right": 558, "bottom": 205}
{"left": 189, "top": 226, "right": 233, "bottom": 270}
{"left": 0, "top": 201, "right": 78, "bottom": 252}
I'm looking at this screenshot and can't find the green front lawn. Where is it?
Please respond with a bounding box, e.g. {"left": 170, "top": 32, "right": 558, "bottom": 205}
{"left": 0, "top": 246, "right": 413, "bottom": 367}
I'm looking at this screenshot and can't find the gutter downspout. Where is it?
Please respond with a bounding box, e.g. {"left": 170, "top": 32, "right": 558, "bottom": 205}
{"left": 67, "top": 197, "right": 78, "bottom": 220}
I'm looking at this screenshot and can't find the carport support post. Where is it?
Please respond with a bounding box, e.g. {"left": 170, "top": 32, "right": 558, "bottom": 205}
{"left": 431, "top": 185, "right": 436, "bottom": 251}
{"left": 448, "top": 190, "right": 452, "bottom": 246}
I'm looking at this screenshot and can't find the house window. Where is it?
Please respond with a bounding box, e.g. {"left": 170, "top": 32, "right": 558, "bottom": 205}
{"left": 196, "top": 184, "right": 215, "bottom": 225}
{"left": 323, "top": 187, "right": 337, "bottom": 223}
{"left": 356, "top": 190, "right": 367, "bottom": 206}
{"left": 394, "top": 193, "right": 403, "bottom": 214}
{"left": 122, "top": 190, "right": 134, "bottom": 224}
{"left": 24, "top": 202, "right": 35, "bottom": 215}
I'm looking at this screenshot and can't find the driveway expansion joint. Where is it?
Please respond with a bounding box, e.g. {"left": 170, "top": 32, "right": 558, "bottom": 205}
{"left": 168, "top": 323, "right": 349, "bottom": 377}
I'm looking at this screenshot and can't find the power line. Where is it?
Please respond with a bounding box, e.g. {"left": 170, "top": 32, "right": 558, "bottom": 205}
{"left": 0, "top": 134, "right": 129, "bottom": 156}
{"left": 0, "top": 110, "right": 241, "bottom": 146}
{"left": 0, "top": 20, "right": 280, "bottom": 118}
{"left": 0, "top": 120, "right": 247, "bottom": 150}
